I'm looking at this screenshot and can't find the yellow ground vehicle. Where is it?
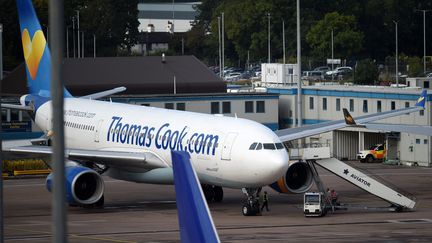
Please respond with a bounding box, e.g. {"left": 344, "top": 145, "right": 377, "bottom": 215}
{"left": 357, "top": 144, "right": 386, "bottom": 163}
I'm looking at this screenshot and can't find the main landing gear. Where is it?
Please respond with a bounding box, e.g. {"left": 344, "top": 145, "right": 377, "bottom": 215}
{"left": 241, "top": 187, "right": 261, "bottom": 216}
{"left": 201, "top": 184, "right": 224, "bottom": 202}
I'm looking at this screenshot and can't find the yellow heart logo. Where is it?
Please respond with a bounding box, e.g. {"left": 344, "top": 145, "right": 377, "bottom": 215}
{"left": 22, "top": 29, "right": 46, "bottom": 80}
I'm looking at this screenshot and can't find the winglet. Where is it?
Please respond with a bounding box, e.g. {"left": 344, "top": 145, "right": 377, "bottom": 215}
{"left": 343, "top": 108, "right": 357, "bottom": 125}
{"left": 415, "top": 90, "right": 427, "bottom": 108}
{"left": 171, "top": 151, "right": 220, "bottom": 243}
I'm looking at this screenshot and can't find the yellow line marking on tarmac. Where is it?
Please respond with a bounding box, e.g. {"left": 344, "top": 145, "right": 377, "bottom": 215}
{"left": 6, "top": 226, "right": 138, "bottom": 243}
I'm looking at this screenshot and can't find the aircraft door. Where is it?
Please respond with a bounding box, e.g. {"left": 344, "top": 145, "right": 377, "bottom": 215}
{"left": 94, "top": 119, "right": 104, "bottom": 143}
{"left": 221, "top": 132, "right": 238, "bottom": 161}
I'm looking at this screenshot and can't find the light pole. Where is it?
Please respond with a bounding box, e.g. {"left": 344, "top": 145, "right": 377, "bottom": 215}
{"left": 416, "top": 10, "right": 431, "bottom": 73}
{"left": 296, "top": 0, "right": 302, "bottom": 127}
{"left": 267, "top": 12, "right": 271, "bottom": 63}
{"left": 76, "top": 10, "right": 80, "bottom": 58}
{"left": 0, "top": 22, "right": 3, "bottom": 243}
{"left": 49, "top": 0, "right": 68, "bottom": 241}
{"left": 221, "top": 12, "right": 224, "bottom": 78}
{"left": 218, "top": 16, "right": 222, "bottom": 77}
{"left": 331, "top": 28, "right": 334, "bottom": 81}
{"left": 93, "top": 34, "right": 96, "bottom": 58}
{"left": 66, "top": 26, "right": 69, "bottom": 58}
{"left": 72, "top": 17, "right": 76, "bottom": 58}
{"left": 282, "top": 19, "right": 286, "bottom": 64}
{"left": 393, "top": 20, "right": 398, "bottom": 87}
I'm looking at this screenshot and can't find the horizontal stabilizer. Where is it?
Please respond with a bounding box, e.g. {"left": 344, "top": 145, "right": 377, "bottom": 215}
{"left": 80, "top": 86, "right": 127, "bottom": 100}
{"left": 171, "top": 151, "right": 220, "bottom": 243}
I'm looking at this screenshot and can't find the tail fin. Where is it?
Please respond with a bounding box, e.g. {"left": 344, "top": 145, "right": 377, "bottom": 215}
{"left": 171, "top": 151, "right": 220, "bottom": 243}
{"left": 343, "top": 108, "right": 357, "bottom": 125}
{"left": 16, "top": 0, "right": 72, "bottom": 97}
{"left": 415, "top": 90, "right": 427, "bottom": 108}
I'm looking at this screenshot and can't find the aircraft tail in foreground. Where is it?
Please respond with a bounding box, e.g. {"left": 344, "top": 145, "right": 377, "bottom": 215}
{"left": 171, "top": 151, "right": 220, "bottom": 243}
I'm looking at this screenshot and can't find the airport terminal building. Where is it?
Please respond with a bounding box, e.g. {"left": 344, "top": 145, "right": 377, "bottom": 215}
{"left": 266, "top": 85, "right": 432, "bottom": 166}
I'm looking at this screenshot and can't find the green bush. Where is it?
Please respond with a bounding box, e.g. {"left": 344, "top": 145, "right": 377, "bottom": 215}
{"left": 354, "top": 59, "right": 379, "bottom": 85}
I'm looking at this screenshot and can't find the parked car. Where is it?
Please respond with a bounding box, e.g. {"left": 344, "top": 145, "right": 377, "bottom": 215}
{"left": 357, "top": 144, "right": 386, "bottom": 163}
{"left": 325, "top": 66, "right": 353, "bottom": 78}
{"left": 313, "top": 66, "right": 330, "bottom": 72}
{"left": 224, "top": 72, "right": 242, "bottom": 82}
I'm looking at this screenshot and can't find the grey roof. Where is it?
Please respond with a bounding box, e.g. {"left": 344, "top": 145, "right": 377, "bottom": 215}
{"left": 1, "top": 56, "right": 226, "bottom": 96}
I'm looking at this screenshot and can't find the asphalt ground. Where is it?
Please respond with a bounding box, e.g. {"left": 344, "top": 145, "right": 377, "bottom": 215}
{"left": 3, "top": 161, "right": 432, "bottom": 242}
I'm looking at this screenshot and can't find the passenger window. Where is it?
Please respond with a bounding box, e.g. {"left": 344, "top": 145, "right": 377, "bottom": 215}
{"left": 256, "top": 143, "right": 262, "bottom": 150}
{"left": 263, "top": 143, "right": 276, "bottom": 150}
{"left": 249, "top": 142, "right": 257, "bottom": 150}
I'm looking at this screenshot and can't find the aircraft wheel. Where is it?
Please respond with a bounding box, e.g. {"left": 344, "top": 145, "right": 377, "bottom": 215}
{"left": 242, "top": 204, "right": 252, "bottom": 216}
{"left": 213, "top": 186, "right": 223, "bottom": 202}
{"left": 202, "top": 184, "right": 214, "bottom": 202}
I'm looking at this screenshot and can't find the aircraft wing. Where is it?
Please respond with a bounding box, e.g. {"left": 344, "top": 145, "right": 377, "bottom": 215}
{"left": 4, "top": 145, "right": 168, "bottom": 169}
{"left": 80, "top": 86, "right": 126, "bottom": 100}
{"left": 276, "top": 90, "right": 427, "bottom": 142}
{"left": 360, "top": 123, "right": 432, "bottom": 136}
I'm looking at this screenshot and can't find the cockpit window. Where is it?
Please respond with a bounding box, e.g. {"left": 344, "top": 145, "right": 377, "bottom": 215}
{"left": 275, "top": 143, "right": 284, "bottom": 149}
{"left": 249, "top": 142, "right": 257, "bottom": 150}
{"left": 256, "top": 143, "right": 263, "bottom": 150}
{"left": 263, "top": 143, "right": 276, "bottom": 150}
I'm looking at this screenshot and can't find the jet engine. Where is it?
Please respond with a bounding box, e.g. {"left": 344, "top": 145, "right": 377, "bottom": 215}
{"left": 269, "top": 161, "right": 313, "bottom": 194}
{"left": 46, "top": 166, "right": 104, "bottom": 205}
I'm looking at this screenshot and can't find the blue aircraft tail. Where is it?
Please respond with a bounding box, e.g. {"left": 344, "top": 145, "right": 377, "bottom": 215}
{"left": 16, "top": 0, "right": 72, "bottom": 97}
{"left": 171, "top": 151, "right": 220, "bottom": 243}
{"left": 415, "top": 90, "right": 427, "bottom": 108}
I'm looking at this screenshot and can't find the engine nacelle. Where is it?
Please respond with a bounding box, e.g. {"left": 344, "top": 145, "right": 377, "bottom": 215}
{"left": 46, "top": 166, "right": 104, "bottom": 205}
{"left": 269, "top": 161, "right": 313, "bottom": 194}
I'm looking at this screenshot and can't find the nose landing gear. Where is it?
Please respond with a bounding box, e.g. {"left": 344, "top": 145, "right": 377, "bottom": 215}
{"left": 241, "top": 187, "right": 262, "bottom": 216}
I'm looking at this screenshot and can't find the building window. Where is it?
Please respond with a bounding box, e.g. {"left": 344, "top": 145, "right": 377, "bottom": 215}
{"left": 349, "top": 99, "right": 354, "bottom": 112}
{"left": 309, "top": 97, "right": 314, "bottom": 110}
{"left": 336, "top": 98, "right": 341, "bottom": 111}
{"left": 222, "top": 101, "right": 231, "bottom": 114}
{"left": 405, "top": 102, "right": 409, "bottom": 115}
{"left": 211, "top": 102, "right": 220, "bottom": 114}
{"left": 176, "top": 103, "right": 185, "bottom": 111}
{"left": 416, "top": 139, "right": 421, "bottom": 144}
{"left": 245, "top": 101, "right": 254, "bottom": 113}
{"left": 256, "top": 101, "right": 265, "bottom": 113}
{"left": 165, "top": 103, "right": 174, "bottom": 109}
{"left": 322, "top": 98, "right": 327, "bottom": 110}
{"left": 424, "top": 139, "right": 428, "bottom": 144}
{"left": 420, "top": 110, "right": 424, "bottom": 116}
{"left": 363, "top": 100, "right": 368, "bottom": 113}
{"left": 391, "top": 101, "right": 396, "bottom": 110}
{"left": 425, "top": 81, "right": 430, "bottom": 89}
{"left": 377, "top": 100, "right": 382, "bottom": 112}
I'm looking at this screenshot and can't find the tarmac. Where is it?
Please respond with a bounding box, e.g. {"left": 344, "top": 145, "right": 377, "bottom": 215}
{"left": 3, "top": 161, "right": 432, "bottom": 242}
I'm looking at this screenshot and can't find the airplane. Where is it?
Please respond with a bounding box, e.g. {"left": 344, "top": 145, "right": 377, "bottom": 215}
{"left": 2, "top": 0, "right": 428, "bottom": 216}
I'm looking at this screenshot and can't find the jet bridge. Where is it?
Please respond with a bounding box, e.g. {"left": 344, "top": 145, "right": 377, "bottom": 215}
{"left": 292, "top": 146, "right": 416, "bottom": 210}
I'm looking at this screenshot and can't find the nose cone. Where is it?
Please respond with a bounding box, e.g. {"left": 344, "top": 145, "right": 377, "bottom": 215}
{"left": 245, "top": 150, "right": 289, "bottom": 187}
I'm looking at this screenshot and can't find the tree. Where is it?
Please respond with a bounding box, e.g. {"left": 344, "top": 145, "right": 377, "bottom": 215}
{"left": 306, "top": 12, "right": 364, "bottom": 60}
{"left": 354, "top": 59, "right": 379, "bottom": 85}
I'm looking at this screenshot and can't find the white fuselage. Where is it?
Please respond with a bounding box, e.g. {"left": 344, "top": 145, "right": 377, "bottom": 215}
{"left": 35, "top": 98, "right": 289, "bottom": 188}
